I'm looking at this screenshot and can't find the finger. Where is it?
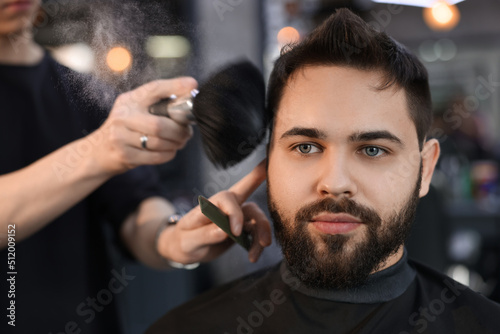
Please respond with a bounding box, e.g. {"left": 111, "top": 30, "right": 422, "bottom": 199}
{"left": 123, "top": 112, "right": 193, "bottom": 145}
{"left": 211, "top": 191, "right": 245, "bottom": 236}
{"left": 132, "top": 127, "right": 193, "bottom": 151}
{"left": 242, "top": 203, "right": 272, "bottom": 262}
{"left": 98, "top": 124, "right": 174, "bottom": 163}
{"left": 125, "top": 147, "right": 178, "bottom": 167}
{"left": 242, "top": 203, "right": 272, "bottom": 247}
{"left": 133, "top": 135, "right": 187, "bottom": 152}
{"left": 178, "top": 160, "right": 267, "bottom": 235}
{"left": 111, "top": 123, "right": 187, "bottom": 152}
{"left": 179, "top": 223, "right": 231, "bottom": 257}
{"left": 177, "top": 205, "right": 218, "bottom": 231}
{"left": 244, "top": 219, "right": 262, "bottom": 263}
{"left": 128, "top": 77, "right": 198, "bottom": 109}
{"left": 229, "top": 159, "right": 267, "bottom": 204}
{"left": 249, "top": 244, "right": 264, "bottom": 263}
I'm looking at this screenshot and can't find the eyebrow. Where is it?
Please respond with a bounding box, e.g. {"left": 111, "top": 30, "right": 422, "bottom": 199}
{"left": 280, "top": 127, "right": 327, "bottom": 140}
{"left": 279, "top": 127, "right": 404, "bottom": 148}
{"left": 348, "top": 130, "right": 404, "bottom": 148}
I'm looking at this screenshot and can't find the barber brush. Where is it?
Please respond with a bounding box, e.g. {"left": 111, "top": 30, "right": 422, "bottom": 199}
{"left": 149, "top": 60, "right": 267, "bottom": 169}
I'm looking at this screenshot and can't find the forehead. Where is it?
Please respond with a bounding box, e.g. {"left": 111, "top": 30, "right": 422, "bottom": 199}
{"left": 273, "top": 66, "right": 416, "bottom": 144}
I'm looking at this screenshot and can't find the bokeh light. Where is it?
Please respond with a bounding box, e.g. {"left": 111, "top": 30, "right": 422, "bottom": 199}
{"left": 146, "top": 36, "right": 191, "bottom": 58}
{"left": 106, "top": 46, "right": 132, "bottom": 72}
{"left": 277, "top": 26, "right": 300, "bottom": 46}
{"left": 423, "top": 1, "right": 460, "bottom": 31}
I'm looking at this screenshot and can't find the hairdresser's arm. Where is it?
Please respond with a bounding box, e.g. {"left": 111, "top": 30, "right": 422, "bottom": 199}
{"left": 121, "top": 160, "right": 272, "bottom": 269}
{"left": 0, "top": 78, "right": 197, "bottom": 249}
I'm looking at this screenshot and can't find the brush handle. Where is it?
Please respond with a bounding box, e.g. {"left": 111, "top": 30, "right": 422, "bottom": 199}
{"left": 148, "top": 95, "right": 196, "bottom": 126}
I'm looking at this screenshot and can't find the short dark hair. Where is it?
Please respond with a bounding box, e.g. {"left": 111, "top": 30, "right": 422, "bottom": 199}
{"left": 267, "top": 8, "right": 432, "bottom": 150}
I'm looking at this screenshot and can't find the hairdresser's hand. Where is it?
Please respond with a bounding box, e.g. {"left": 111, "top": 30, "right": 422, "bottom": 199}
{"left": 88, "top": 77, "right": 198, "bottom": 175}
{"left": 158, "top": 160, "right": 272, "bottom": 264}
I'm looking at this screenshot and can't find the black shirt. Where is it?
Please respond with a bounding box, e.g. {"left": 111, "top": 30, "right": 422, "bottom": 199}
{"left": 147, "top": 252, "right": 500, "bottom": 333}
{"left": 0, "top": 53, "right": 164, "bottom": 333}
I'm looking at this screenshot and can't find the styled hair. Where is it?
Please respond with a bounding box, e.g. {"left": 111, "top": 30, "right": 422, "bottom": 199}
{"left": 267, "top": 8, "right": 432, "bottom": 149}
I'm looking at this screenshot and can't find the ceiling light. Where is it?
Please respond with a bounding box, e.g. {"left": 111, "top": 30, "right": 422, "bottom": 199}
{"left": 371, "top": 0, "right": 465, "bottom": 7}
{"left": 423, "top": 1, "right": 460, "bottom": 31}
{"left": 146, "top": 36, "right": 191, "bottom": 59}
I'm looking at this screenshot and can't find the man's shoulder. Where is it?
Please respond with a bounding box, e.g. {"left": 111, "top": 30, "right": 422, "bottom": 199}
{"left": 146, "top": 263, "right": 284, "bottom": 334}
{"left": 408, "top": 258, "right": 500, "bottom": 331}
{"left": 410, "top": 258, "right": 499, "bottom": 306}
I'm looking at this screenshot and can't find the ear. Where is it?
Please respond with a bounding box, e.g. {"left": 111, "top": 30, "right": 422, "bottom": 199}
{"left": 419, "top": 138, "right": 440, "bottom": 198}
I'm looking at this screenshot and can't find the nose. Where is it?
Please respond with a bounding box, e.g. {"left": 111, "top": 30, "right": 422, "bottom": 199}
{"left": 316, "top": 151, "right": 357, "bottom": 198}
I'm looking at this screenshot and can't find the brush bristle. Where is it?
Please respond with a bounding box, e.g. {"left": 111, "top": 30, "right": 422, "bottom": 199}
{"left": 192, "top": 60, "right": 267, "bottom": 169}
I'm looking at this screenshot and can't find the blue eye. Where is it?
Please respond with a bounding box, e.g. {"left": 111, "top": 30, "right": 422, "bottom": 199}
{"left": 298, "top": 144, "right": 312, "bottom": 153}
{"left": 364, "top": 146, "right": 384, "bottom": 157}
{"left": 295, "top": 143, "right": 321, "bottom": 154}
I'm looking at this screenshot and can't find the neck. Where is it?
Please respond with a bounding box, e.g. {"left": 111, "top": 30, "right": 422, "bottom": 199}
{"left": 0, "top": 30, "right": 43, "bottom": 65}
{"left": 280, "top": 246, "right": 416, "bottom": 303}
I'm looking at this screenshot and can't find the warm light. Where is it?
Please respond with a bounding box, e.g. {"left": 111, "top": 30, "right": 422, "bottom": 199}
{"left": 146, "top": 36, "right": 191, "bottom": 58}
{"left": 106, "top": 46, "right": 132, "bottom": 72}
{"left": 433, "top": 2, "right": 453, "bottom": 23}
{"left": 277, "top": 26, "right": 300, "bottom": 46}
{"left": 423, "top": 1, "right": 460, "bottom": 31}
{"left": 372, "top": 0, "right": 465, "bottom": 6}
{"left": 51, "top": 43, "right": 95, "bottom": 73}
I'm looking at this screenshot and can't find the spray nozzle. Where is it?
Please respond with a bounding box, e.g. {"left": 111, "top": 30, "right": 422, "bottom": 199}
{"left": 148, "top": 89, "right": 199, "bottom": 125}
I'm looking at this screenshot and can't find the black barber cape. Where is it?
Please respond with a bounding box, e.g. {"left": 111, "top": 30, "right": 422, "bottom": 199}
{"left": 147, "top": 252, "right": 500, "bottom": 333}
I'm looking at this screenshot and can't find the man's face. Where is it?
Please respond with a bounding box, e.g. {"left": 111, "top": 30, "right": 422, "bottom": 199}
{"left": 267, "top": 66, "right": 428, "bottom": 289}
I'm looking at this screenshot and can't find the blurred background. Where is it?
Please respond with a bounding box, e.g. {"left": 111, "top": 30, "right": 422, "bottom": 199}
{"left": 32, "top": 0, "right": 500, "bottom": 332}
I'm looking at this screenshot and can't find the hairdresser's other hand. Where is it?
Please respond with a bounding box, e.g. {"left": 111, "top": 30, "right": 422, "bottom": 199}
{"left": 89, "top": 77, "right": 198, "bottom": 175}
{"left": 158, "top": 159, "right": 272, "bottom": 264}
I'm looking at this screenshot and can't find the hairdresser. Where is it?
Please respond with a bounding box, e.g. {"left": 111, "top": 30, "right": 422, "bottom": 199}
{"left": 0, "top": 1, "right": 271, "bottom": 333}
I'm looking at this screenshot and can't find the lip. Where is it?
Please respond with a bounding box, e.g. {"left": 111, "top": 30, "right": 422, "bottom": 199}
{"left": 311, "top": 213, "right": 361, "bottom": 224}
{"left": 3, "top": 0, "right": 33, "bottom": 11}
{"left": 310, "top": 213, "right": 362, "bottom": 235}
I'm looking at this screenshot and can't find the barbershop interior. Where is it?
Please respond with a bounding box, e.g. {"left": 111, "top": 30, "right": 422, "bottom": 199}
{"left": 2, "top": 0, "right": 500, "bottom": 333}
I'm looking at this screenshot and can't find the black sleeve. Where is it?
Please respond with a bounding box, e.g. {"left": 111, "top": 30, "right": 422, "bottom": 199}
{"left": 55, "top": 62, "right": 170, "bottom": 254}
{"left": 89, "top": 165, "right": 168, "bottom": 231}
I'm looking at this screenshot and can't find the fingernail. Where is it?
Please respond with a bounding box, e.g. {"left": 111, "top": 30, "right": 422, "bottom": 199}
{"left": 231, "top": 219, "right": 242, "bottom": 236}
{"left": 250, "top": 248, "right": 262, "bottom": 263}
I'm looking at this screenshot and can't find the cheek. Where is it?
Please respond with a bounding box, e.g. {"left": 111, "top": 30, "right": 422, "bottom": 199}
{"left": 352, "top": 162, "right": 410, "bottom": 220}
{"left": 268, "top": 150, "right": 308, "bottom": 214}
{"left": 368, "top": 175, "right": 415, "bottom": 221}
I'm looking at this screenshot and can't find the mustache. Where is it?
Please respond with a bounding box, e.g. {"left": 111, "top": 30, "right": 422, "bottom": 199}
{"left": 295, "top": 197, "right": 382, "bottom": 227}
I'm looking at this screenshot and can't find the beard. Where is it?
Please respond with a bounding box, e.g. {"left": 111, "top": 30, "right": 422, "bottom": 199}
{"left": 268, "top": 167, "right": 422, "bottom": 290}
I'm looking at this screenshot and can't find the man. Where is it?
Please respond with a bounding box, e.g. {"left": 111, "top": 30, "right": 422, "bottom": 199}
{"left": 147, "top": 8, "right": 500, "bottom": 334}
